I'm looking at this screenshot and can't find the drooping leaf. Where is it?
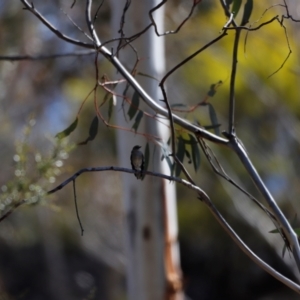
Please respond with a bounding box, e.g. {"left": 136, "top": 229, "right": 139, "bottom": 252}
{"left": 204, "top": 124, "right": 221, "bottom": 131}
{"left": 132, "top": 111, "right": 143, "bottom": 132}
{"left": 207, "top": 84, "right": 217, "bottom": 97}
{"left": 282, "top": 244, "right": 287, "bottom": 258}
{"left": 123, "top": 83, "right": 130, "bottom": 97}
{"left": 167, "top": 136, "right": 171, "bottom": 145}
{"left": 108, "top": 97, "right": 114, "bottom": 122}
{"left": 171, "top": 103, "right": 188, "bottom": 108}
{"left": 269, "top": 213, "right": 298, "bottom": 258}
{"left": 189, "top": 134, "right": 201, "bottom": 172}
{"left": 208, "top": 103, "right": 220, "bottom": 136}
{"left": 241, "top": 0, "right": 253, "bottom": 26}
{"left": 231, "top": 0, "right": 242, "bottom": 17}
{"left": 127, "top": 91, "right": 140, "bottom": 120}
{"left": 225, "top": 0, "right": 233, "bottom": 8}
{"left": 88, "top": 116, "right": 99, "bottom": 140}
{"left": 137, "top": 72, "right": 159, "bottom": 81}
{"left": 175, "top": 137, "right": 185, "bottom": 177}
{"left": 78, "top": 116, "right": 99, "bottom": 145}
{"left": 55, "top": 117, "right": 78, "bottom": 139}
{"left": 185, "top": 149, "right": 192, "bottom": 164}
{"left": 207, "top": 81, "right": 223, "bottom": 97}
{"left": 158, "top": 140, "right": 173, "bottom": 175}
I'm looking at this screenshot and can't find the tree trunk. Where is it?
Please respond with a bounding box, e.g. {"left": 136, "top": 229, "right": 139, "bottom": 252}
{"left": 110, "top": 1, "right": 183, "bottom": 299}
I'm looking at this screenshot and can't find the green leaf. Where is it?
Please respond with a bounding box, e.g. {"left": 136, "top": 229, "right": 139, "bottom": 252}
{"left": 231, "top": 0, "right": 242, "bottom": 18}
{"left": 171, "top": 103, "right": 187, "bottom": 108}
{"left": 132, "top": 111, "right": 143, "bottom": 132}
{"left": 55, "top": 117, "right": 78, "bottom": 139}
{"left": 185, "top": 149, "right": 192, "bottom": 164}
{"left": 282, "top": 244, "right": 287, "bottom": 258}
{"left": 175, "top": 137, "right": 185, "bottom": 177}
{"left": 207, "top": 81, "right": 222, "bottom": 97}
{"left": 207, "top": 84, "right": 217, "bottom": 97}
{"left": 225, "top": 0, "right": 233, "bottom": 8}
{"left": 269, "top": 227, "right": 300, "bottom": 236}
{"left": 78, "top": 116, "right": 99, "bottom": 145}
{"left": 241, "top": 0, "right": 253, "bottom": 26}
{"left": 88, "top": 116, "right": 99, "bottom": 140}
{"left": 158, "top": 140, "right": 173, "bottom": 175}
{"left": 123, "top": 83, "right": 130, "bottom": 97}
{"left": 208, "top": 103, "right": 220, "bottom": 136}
{"left": 127, "top": 91, "right": 140, "bottom": 120}
{"left": 204, "top": 124, "right": 221, "bottom": 130}
{"left": 189, "top": 134, "right": 201, "bottom": 172}
{"left": 137, "top": 72, "right": 159, "bottom": 81}
{"left": 108, "top": 97, "right": 114, "bottom": 122}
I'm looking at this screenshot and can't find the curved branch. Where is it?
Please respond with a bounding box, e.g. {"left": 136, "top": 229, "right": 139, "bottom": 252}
{"left": 230, "top": 137, "right": 300, "bottom": 272}
{"left": 21, "top": 0, "right": 94, "bottom": 49}
{"left": 46, "top": 166, "right": 299, "bottom": 294}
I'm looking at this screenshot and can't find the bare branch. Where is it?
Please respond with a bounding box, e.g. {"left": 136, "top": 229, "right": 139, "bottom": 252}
{"left": 47, "top": 166, "right": 300, "bottom": 294}
{"left": 229, "top": 136, "right": 300, "bottom": 271}
{"left": 228, "top": 28, "right": 241, "bottom": 135}
{"left": 149, "top": 0, "right": 200, "bottom": 36}
{"left": 20, "top": 0, "right": 229, "bottom": 146}
{"left": 0, "top": 50, "right": 96, "bottom": 61}
{"left": 21, "top": 0, "right": 94, "bottom": 49}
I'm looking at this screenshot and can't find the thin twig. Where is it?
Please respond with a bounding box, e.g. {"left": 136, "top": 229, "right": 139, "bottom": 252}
{"left": 21, "top": 0, "right": 94, "bottom": 49}
{"left": 0, "top": 199, "right": 26, "bottom": 222}
{"left": 228, "top": 28, "right": 241, "bottom": 135}
{"left": 21, "top": 0, "right": 229, "bottom": 146}
{"left": 149, "top": 0, "right": 200, "bottom": 36}
{"left": 159, "top": 83, "right": 195, "bottom": 185}
{"left": 47, "top": 166, "right": 300, "bottom": 294}
{"left": 229, "top": 136, "right": 300, "bottom": 272}
{"left": 72, "top": 180, "right": 84, "bottom": 236}
{"left": 0, "top": 50, "right": 96, "bottom": 61}
{"left": 160, "top": 31, "right": 228, "bottom": 86}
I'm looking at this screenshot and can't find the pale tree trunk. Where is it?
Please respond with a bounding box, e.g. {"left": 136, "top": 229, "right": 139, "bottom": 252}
{"left": 110, "top": 1, "right": 183, "bottom": 299}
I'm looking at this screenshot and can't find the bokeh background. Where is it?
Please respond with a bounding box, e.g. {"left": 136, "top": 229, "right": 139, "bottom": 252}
{"left": 1, "top": 1, "right": 300, "bottom": 299}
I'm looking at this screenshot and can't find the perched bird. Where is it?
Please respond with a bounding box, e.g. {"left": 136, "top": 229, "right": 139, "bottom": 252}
{"left": 130, "top": 145, "right": 144, "bottom": 180}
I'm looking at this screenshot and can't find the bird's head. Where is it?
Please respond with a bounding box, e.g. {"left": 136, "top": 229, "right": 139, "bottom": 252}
{"left": 132, "top": 145, "right": 141, "bottom": 150}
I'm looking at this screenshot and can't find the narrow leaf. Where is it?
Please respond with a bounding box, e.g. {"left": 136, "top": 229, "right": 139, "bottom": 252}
{"left": 123, "top": 83, "right": 130, "bottom": 97}
{"left": 108, "top": 97, "right": 114, "bottom": 122}
{"left": 158, "top": 140, "right": 173, "bottom": 175}
{"left": 225, "top": 0, "right": 233, "bottom": 8}
{"left": 207, "top": 84, "right": 217, "bottom": 97}
{"left": 208, "top": 103, "right": 220, "bottom": 136}
{"left": 185, "top": 149, "right": 192, "bottom": 164}
{"left": 137, "top": 72, "right": 159, "bottom": 81}
{"left": 78, "top": 116, "right": 99, "bottom": 145}
{"left": 241, "top": 0, "right": 253, "bottom": 26}
{"left": 231, "top": 0, "right": 242, "bottom": 17}
{"left": 282, "top": 244, "right": 287, "bottom": 258}
{"left": 56, "top": 117, "right": 78, "bottom": 139}
{"left": 127, "top": 91, "right": 140, "bottom": 120}
{"left": 204, "top": 124, "right": 221, "bottom": 130}
{"left": 171, "top": 103, "right": 188, "bottom": 108}
{"left": 207, "top": 81, "right": 223, "bottom": 97}
{"left": 88, "top": 116, "right": 99, "bottom": 140}
{"left": 175, "top": 137, "right": 185, "bottom": 177}
{"left": 269, "top": 227, "right": 300, "bottom": 236}
{"left": 189, "top": 134, "right": 201, "bottom": 172}
{"left": 132, "top": 111, "right": 143, "bottom": 132}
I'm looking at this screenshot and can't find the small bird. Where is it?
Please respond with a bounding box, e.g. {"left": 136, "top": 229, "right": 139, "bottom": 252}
{"left": 130, "top": 145, "right": 145, "bottom": 180}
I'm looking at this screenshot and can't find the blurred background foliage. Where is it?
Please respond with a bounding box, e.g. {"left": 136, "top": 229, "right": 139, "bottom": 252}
{"left": 0, "top": 1, "right": 300, "bottom": 299}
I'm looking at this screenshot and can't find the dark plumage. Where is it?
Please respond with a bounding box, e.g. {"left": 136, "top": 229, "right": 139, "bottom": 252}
{"left": 130, "top": 145, "right": 145, "bottom": 180}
